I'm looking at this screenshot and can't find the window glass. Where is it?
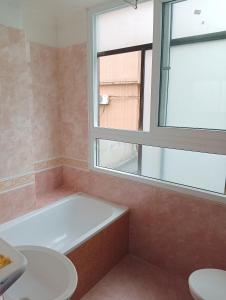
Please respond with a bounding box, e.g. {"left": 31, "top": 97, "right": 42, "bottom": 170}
{"left": 97, "top": 139, "right": 139, "bottom": 175}
{"left": 159, "top": 0, "right": 226, "bottom": 130}
{"left": 165, "top": 40, "right": 226, "bottom": 129}
{"left": 172, "top": 0, "right": 226, "bottom": 39}
{"left": 96, "top": 1, "right": 153, "bottom": 52}
{"left": 98, "top": 51, "right": 142, "bottom": 130}
{"left": 97, "top": 1, "right": 153, "bottom": 131}
{"left": 141, "top": 145, "right": 226, "bottom": 194}
{"left": 97, "top": 139, "right": 226, "bottom": 194}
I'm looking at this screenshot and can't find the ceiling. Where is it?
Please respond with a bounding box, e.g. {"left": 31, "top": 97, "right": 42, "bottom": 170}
{"left": 54, "top": 0, "right": 113, "bottom": 9}
{"left": 24, "top": 0, "right": 114, "bottom": 10}
{"left": 21, "top": 0, "right": 116, "bottom": 17}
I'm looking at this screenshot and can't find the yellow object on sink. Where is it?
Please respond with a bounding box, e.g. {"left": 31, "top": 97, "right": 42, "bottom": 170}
{"left": 0, "top": 255, "right": 11, "bottom": 269}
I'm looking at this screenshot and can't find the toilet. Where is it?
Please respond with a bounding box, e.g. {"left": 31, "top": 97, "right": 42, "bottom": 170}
{"left": 189, "top": 269, "right": 226, "bottom": 300}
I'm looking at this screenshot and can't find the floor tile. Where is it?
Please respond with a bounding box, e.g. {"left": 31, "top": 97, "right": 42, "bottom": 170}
{"left": 81, "top": 255, "right": 193, "bottom": 300}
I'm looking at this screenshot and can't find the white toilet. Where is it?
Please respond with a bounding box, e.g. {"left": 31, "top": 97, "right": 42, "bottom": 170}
{"left": 189, "top": 269, "right": 226, "bottom": 300}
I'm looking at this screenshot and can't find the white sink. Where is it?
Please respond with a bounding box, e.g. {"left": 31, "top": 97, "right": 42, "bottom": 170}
{"left": 3, "top": 246, "right": 77, "bottom": 300}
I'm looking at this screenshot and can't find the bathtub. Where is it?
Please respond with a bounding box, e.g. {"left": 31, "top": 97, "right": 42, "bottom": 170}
{"left": 0, "top": 193, "right": 129, "bottom": 299}
{"left": 0, "top": 193, "right": 128, "bottom": 254}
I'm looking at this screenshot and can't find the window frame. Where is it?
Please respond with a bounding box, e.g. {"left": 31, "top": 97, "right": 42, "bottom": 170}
{"left": 88, "top": 0, "right": 154, "bottom": 171}
{"left": 150, "top": 0, "right": 226, "bottom": 156}
{"left": 97, "top": 43, "right": 152, "bottom": 176}
{"left": 88, "top": 0, "right": 226, "bottom": 202}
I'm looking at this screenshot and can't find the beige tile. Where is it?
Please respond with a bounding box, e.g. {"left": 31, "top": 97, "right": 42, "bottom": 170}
{"left": 81, "top": 255, "right": 193, "bottom": 300}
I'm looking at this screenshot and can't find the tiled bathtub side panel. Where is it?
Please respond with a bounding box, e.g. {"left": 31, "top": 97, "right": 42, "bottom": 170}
{"left": 63, "top": 166, "right": 226, "bottom": 278}
{"left": 67, "top": 213, "right": 129, "bottom": 300}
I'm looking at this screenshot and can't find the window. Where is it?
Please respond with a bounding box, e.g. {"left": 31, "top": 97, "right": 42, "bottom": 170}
{"left": 89, "top": 0, "right": 226, "bottom": 198}
{"left": 97, "top": 140, "right": 226, "bottom": 194}
{"left": 151, "top": 0, "right": 226, "bottom": 155}
{"left": 98, "top": 47, "right": 151, "bottom": 131}
{"left": 96, "top": 1, "right": 153, "bottom": 131}
{"left": 159, "top": 0, "right": 226, "bottom": 131}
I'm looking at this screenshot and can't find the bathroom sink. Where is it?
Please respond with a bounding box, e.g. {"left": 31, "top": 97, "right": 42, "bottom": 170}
{"left": 3, "top": 246, "right": 77, "bottom": 300}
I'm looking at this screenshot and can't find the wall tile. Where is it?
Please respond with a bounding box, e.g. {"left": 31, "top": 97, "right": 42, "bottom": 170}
{"left": 63, "top": 166, "right": 226, "bottom": 278}
{"left": 58, "top": 43, "right": 88, "bottom": 161}
{"left": 35, "top": 167, "right": 63, "bottom": 196}
{"left": 30, "top": 42, "right": 61, "bottom": 162}
{"left": 0, "top": 25, "right": 34, "bottom": 180}
{"left": 0, "top": 184, "right": 36, "bottom": 223}
{"left": 0, "top": 174, "right": 35, "bottom": 193}
{"left": 0, "top": 28, "right": 63, "bottom": 222}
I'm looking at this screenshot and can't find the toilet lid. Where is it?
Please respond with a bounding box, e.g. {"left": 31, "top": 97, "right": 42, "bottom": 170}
{"left": 189, "top": 269, "right": 226, "bottom": 300}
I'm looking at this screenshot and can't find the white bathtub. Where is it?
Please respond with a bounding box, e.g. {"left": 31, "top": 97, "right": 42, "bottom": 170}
{"left": 0, "top": 193, "right": 128, "bottom": 254}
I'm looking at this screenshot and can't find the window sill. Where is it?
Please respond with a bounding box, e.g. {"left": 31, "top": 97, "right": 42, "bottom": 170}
{"left": 91, "top": 165, "right": 226, "bottom": 205}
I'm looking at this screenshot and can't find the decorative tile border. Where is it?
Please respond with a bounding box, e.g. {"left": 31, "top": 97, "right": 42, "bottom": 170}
{"left": 0, "top": 157, "right": 88, "bottom": 194}
{"left": 34, "top": 158, "right": 62, "bottom": 172}
{"left": 61, "top": 158, "right": 88, "bottom": 170}
{"left": 0, "top": 174, "right": 35, "bottom": 194}
{"left": 34, "top": 157, "right": 88, "bottom": 171}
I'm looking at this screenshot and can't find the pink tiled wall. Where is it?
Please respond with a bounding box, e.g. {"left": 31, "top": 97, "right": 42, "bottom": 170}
{"left": 30, "top": 42, "right": 61, "bottom": 162}
{"left": 0, "top": 25, "right": 62, "bottom": 180}
{"left": 0, "top": 26, "right": 63, "bottom": 222}
{"left": 0, "top": 24, "right": 34, "bottom": 179}
{"left": 0, "top": 185, "right": 36, "bottom": 224}
{"left": 58, "top": 44, "right": 88, "bottom": 161}
{"left": 63, "top": 166, "right": 226, "bottom": 278}
{"left": 35, "top": 167, "right": 63, "bottom": 197}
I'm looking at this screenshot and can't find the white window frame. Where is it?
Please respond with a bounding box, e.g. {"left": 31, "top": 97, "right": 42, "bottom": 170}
{"left": 88, "top": 0, "right": 226, "bottom": 202}
{"left": 88, "top": 0, "right": 154, "bottom": 167}
{"left": 150, "top": 0, "right": 226, "bottom": 156}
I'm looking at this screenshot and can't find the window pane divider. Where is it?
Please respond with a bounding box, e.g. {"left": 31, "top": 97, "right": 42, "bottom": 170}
{"left": 97, "top": 43, "right": 152, "bottom": 57}
{"left": 171, "top": 30, "right": 226, "bottom": 46}
{"left": 92, "top": 126, "right": 226, "bottom": 155}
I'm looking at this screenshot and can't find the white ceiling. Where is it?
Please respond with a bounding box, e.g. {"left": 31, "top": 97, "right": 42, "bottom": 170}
{"left": 55, "top": 0, "right": 112, "bottom": 9}
{"left": 22, "top": 0, "right": 114, "bottom": 13}
{"left": 20, "top": 0, "right": 119, "bottom": 19}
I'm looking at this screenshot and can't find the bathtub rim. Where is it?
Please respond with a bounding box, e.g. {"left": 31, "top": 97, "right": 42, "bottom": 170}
{"left": 0, "top": 192, "right": 129, "bottom": 255}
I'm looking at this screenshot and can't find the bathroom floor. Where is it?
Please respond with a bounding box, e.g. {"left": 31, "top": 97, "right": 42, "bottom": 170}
{"left": 81, "top": 255, "right": 193, "bottom": 300}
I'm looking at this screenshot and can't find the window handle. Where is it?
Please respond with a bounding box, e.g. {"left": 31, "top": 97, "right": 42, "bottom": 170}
{"left": 161, "top": 66, "right": 171, "bottom": 71}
